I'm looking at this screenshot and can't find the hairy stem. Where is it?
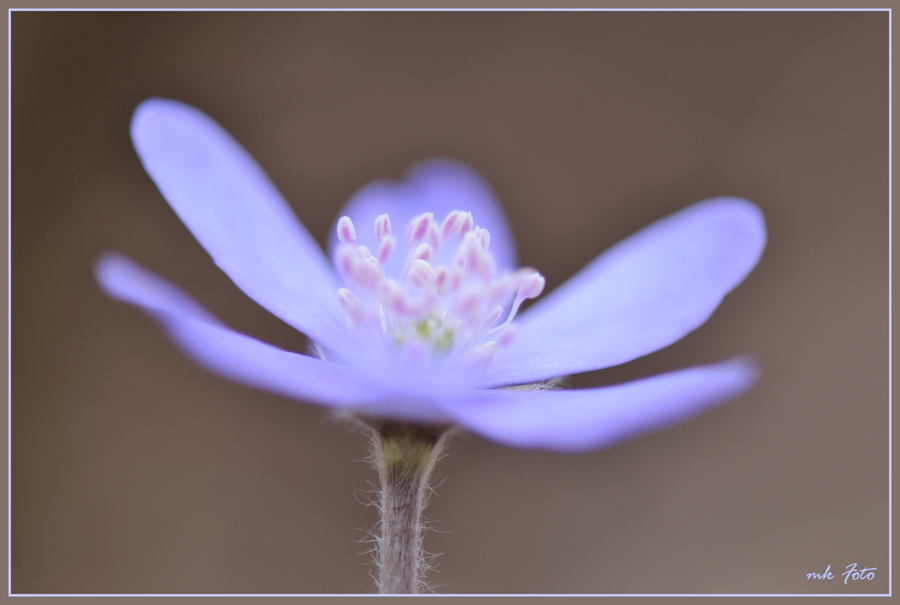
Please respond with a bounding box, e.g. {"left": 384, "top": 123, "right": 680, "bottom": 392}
{"left": 368, "top": 421, "right": 451, "bottom": 594}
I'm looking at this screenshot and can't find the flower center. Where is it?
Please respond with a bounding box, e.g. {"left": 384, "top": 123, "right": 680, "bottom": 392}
{"left": 334, "top": 210, "right": 544, "bottom": 367}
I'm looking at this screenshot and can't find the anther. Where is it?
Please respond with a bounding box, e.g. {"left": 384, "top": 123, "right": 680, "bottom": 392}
{"left": 457, "top": 212, "right": 474, "bottom": 237}
{"left": 496, "top": 325, "right": 516, "bottom": 346}
{"left": 406, "top": 213, "right": 434, "bottom": 245}
{"left": 514, "top": 269, "right": 546, "bottom": 299}
{"left": 449, "top": 265, "right": 465, "bottom": 293}
{"left": 475, "top": 227, "right": 491, "bottom": 250}
{"left": 465, "top": 341, "right": 497, "bottom": 368}
{"left": 378, "top": 279, "right": 407, "bottom": 315}
{"left": 483, "top": 304, "right": 504, "bottom": 329}
{"left": 337, "top": 288, "right": 366, "bottom": 326}
{"left": 337, "top": 245, "right": 357, "bottom": 276}
{"left": 426, "top": 222, "right": 442, "bottom": 248}
{"left": 407, "top": 259, "right": 437, "bottom": 292}
{"left": 462, "top": 232, "right": 493, "bottom": 279}
{"left": 412, "top": 243, "right": 434, "bottom": 262}
{"left": 374, "top": 214, "right": 392, "bottom": 243}
{"left": 337, "top": 216, "right": 357, "bottom": 244}
{"left": 457, "top": 288, "right": 484, "bottom": 321}
{"left": 434, "top": 266, "right": 449, "bottom": 295}
{"left": 354, "top": 256, "right": 383, "bottom": 290}
{"left": 378, "top": 236, "right": 396, "bottom": 265}
{"left": 441, "top": 211, "right": 461, "bottom": 238}
{"left": 486, "top": 277, "right": 512, "bottom": 304}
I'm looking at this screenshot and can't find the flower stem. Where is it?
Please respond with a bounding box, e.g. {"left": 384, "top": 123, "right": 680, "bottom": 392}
{"left": 368, "top": 421, "right": 451, "bottom": 594}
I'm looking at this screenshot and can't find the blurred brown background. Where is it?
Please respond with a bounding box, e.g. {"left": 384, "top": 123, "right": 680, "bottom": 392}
{"left": 11, "top": 11, "right": 888, "bottom": 594}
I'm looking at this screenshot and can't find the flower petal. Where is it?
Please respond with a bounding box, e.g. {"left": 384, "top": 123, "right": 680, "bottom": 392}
{"left": 481, "top": 198, "right": 766, "bottom": 387}
{"left": 441, "top": 358, "right": 758, "bottom": 452}
{"left": 130, "top": 99, "right": 350, "bottom": 355}
{"left": 95, "top": 252, "right": 399, "bottom": 411}
{"left": 328, "top": 159, "right": 517, "bottom": 279}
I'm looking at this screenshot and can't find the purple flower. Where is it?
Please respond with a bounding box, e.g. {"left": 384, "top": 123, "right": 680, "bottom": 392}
{"left": 96, "top": 98, "right": 766, "bottom": 452}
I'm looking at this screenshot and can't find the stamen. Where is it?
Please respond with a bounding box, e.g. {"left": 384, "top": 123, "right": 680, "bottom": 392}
{"left": 514, "top": 269, "right": 546, "bottom": 299}
{"left": 489, "top": 269, "right": 545, "bottom": 334}
{"left": 332, "top": 210, "right": 544, "bottom": 367}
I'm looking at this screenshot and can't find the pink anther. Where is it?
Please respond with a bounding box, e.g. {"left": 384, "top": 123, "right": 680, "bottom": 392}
{"left": 374, "top": 214, "right": 392, "bottom": 243}
{"left": 337, "top": 288, "right": 366, "bottom": 325}
{"left": 457, "top": 212, "right": 474, "bottom": 237}
{"left": 337, "top": 245, "right": 357, "bottom": 276}
{"left": 465, "top": 341, "right": 497, "bottom": 368}
{"left": 487, "top": 277, "right": 512, "bottom": 304}
{"left": 434, "top": 266, "right": 449, "bottom": 295}
{"left": 404, "top": 293, "right": 437, "bottom": 319}
{"left": 483, "top": 304, "right": 504, "bottom": 329}
{"left": 378, "top": 279, "right": 407, "bottom": 315}
{"left": 407, "top": 259, "right": 437, "bottom": 291}
{"left": 413, "top": 243, "right": 434, "bottom": 263}
{"left": 337, "top": 216, "right": 357, "bottom": 244}
{"left": 441, "top": 211, "right": 461, "bottom": 238}
{"left": 426, "top": 222, "right": 442, "bottom": 248}
{"left": 449, "top": 266, "right": 465, "bottom": 293}
{"left": 378, "top": 236, "right": 396, "bottom": 265}
{"left": 457, "top": 289, "right": 483, "bottom": 319}
{"left": 515, "top": 269, "right": 546, "bottom": 299}
{"left": 463, "top": 233, "right": 492, "bottom": 279}
{"left": 354, "top": 256, "right": 383, "bottom": 290}
{"left": 475, "top": 227, "right": 491, "bottom": 250}
{"left": 406, "top": 212, "right": 434, "bottom": 245}
{"left": 496, "top": 326, "right": 516, "bottom": 346}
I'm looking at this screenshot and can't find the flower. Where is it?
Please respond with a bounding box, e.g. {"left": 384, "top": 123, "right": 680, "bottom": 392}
{"left": 96, "top": 98, "right": 766, "bottom": 452}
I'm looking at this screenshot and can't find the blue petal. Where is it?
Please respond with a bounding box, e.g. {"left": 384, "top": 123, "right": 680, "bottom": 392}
{"left": 480, "top": 198, "right": 766, "bottom": 387}
{"left": 130, "top": 99, "right": 351, "bottom": 357}
{"left": 96, "top": 252, "right": 456, "bottom": 421}
{"left": 441, "top": 358, "right": 758, "bottom": 452}
{"left": 328, "top": 159, "right": 518, "bottom": 278}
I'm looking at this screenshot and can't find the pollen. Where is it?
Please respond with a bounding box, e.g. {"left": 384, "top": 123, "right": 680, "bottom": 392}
{"left": 334, "top": 211, "right": 544, "bottom": 367}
